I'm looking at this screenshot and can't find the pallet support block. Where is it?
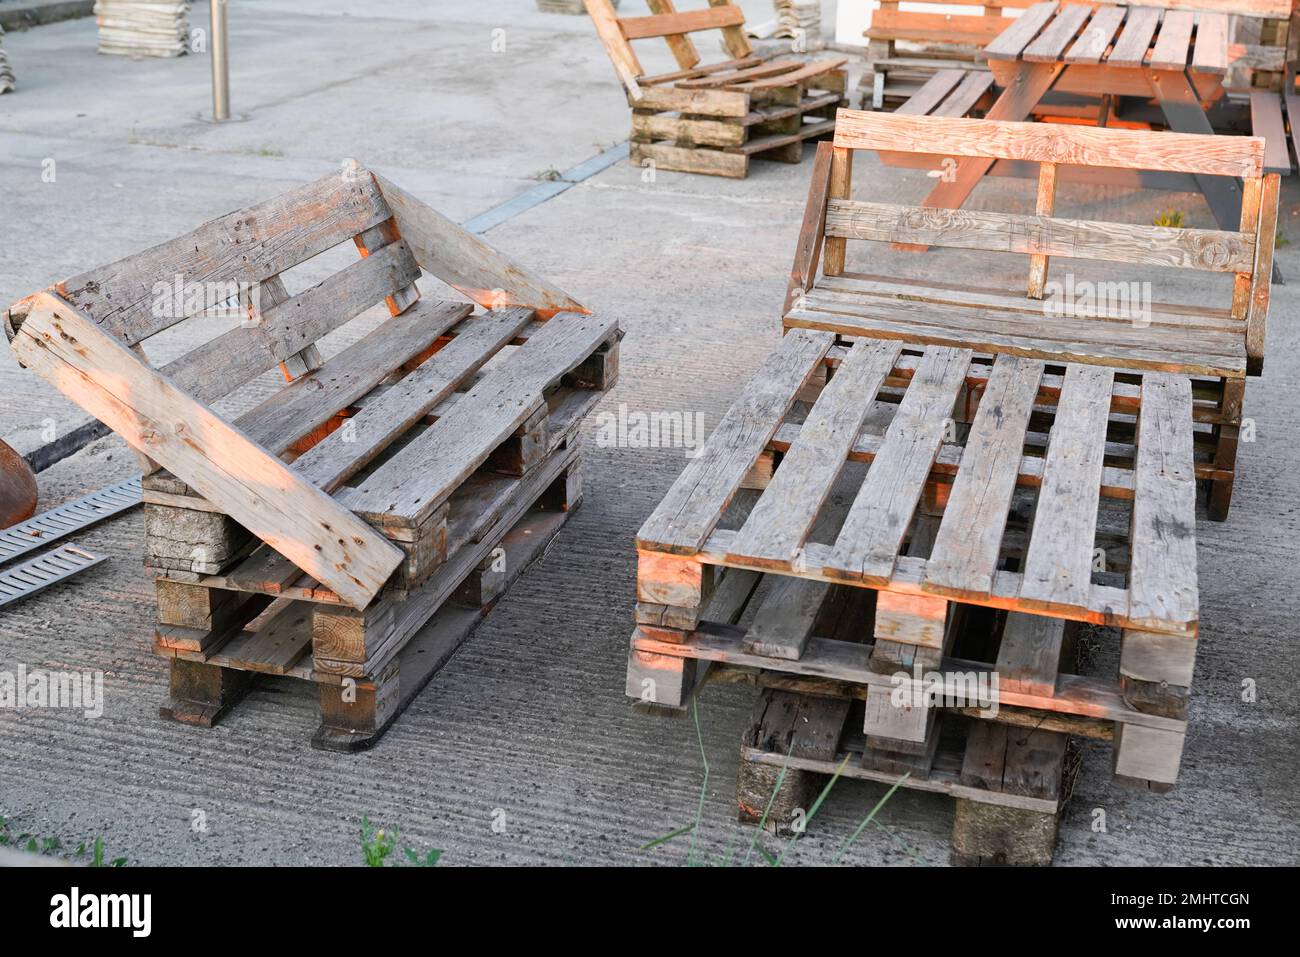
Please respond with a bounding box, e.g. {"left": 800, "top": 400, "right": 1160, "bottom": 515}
{"left": 160, "top": 658, "right": 256, "bottom": 728}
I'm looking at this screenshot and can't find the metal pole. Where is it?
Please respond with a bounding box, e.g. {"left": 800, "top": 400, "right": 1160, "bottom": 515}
{"left": 210, "top": 0, "right": 229, "bottom": 121}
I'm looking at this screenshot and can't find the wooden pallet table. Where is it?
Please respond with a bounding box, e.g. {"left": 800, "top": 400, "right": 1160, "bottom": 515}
{"left": 585, "top": 0, "right": 848, "bottom": 177}
{"left": 860, "top": 0, "right": 1039, "bottom": 111}
{"left": 5, "top": 165, "right": 619, "bottom": 750}
{"left": 627, "top": 110, "right": 1279, "bottom": 797}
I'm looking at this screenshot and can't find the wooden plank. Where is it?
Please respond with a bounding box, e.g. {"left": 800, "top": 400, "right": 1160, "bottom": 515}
{"left": 632, "top": 112, "right": 746, "bottom": 147}
{"left": 1250, "top": 92, "right": 1291, "bottom": 174}
{"left": 677, "top": 58, "right": 803, "bottom": 89}
{"left": 824, "top": 199, "right": 1254, "bottom": 272}
{"left": 630, "top": 141, "right": 748, "bottom": 177}
{"left": 645, "top": 0, "right": 700, "bottom": 71}
{"left": 11, "top": 293, "right": 403, "bottom": 609}
{"left": 983, "top": 2, "right": 1060, "bottom": 60}
{"left": 1064, "top": 5, "right": 1126, "bottom": 64}
{"left": 784, "top": 300, "right": 1246, "bottom": 379}
{"left": 586, "top": 0, "right": 644, "bottom": 90}
{"left": 825, "top": 347, "right": 971, "bottom": 585}
{"left": 708, "top": 0, "right": 752, "bottom": 60}
{"left": 898, "top": 68, "right": 966, "bottom": 116}
{"left": 822, "top": 147, "right": 852, "bottom": 276}
{"left": 1106, "top": 6, "right": 1161, "bottom": 68}
{"left": 637, "top": 329, "right": 834, "bottom": 555}
{"left": 932, "top": 71, "right": 995, "bottom": 117}
{"left": 346, "top": 313, "right": 618, "bottom": 529}
{"left": 740, "top": 59, "right": 848, "bottom": 91}
{"left": 1026, "top": 161, "right": 1057, "bottom": 297}
{"left": 234, "top": 300, "right": 471, "bottom": 455}
{"left": 619, "top": 6, "right": 745, "bottom": 40}
{"left": 639, "top": 56, "right": 761, "bottom": 86}
{"left": 996, "top": 613, "right": 1066, "bottom": 697}
{"left": 727, "top": 339, "right": 901, "bottom": 568}
{"left": 1147, "top": 11, "right": 1195, "bottom": 72}
{"left": 1019, "top": 364, "right": 1114, "bottom": 613}
{"left": 784, "top": 141, "right": 833, "bottom": 314}
{"left": 1127, "top": 374, "right": 1198, "bottom": 632}
{"left": 373, "top": 174, "right": 587, "bottom": 318}
{"left": 1190, "top": 12, "right": 1230, "bottom": 74}
{"left": 1246, "top": 173, "right": 1280, "bottom": 371}
{"left": 834, "top": 109, "right": 1264, "bottom": 178}
{"left": 629, "top": 86, "right": 750, "bottom": 117}
{"left": 923, "top": 355, "right": 1043, "bottom": 600}
{"left": 742, "top": 577, "right": 830, "bottom": 660}
{"left": 292, "top": 307, "right": 533, "bottom": 493}
{"left": 53, "top": 170, "right": 391, "bottom": 346}
{"left": 1023, "top": 4, "right": 1092, "bottom": 64}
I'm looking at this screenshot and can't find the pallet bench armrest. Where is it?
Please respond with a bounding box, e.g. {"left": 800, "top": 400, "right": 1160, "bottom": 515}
{"left": 9, "top": 293, "right": 404, "bottom": 609}
{"left": 785, "top": 142, "right": 834, "bottom": 315}
{"left": 372, "top": 174, "right": 587, "bottom": 319}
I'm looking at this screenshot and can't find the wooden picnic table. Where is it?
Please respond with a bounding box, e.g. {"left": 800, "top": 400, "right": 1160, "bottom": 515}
{"left": 919, "top": 1, "right": 1251, "bottom": 230}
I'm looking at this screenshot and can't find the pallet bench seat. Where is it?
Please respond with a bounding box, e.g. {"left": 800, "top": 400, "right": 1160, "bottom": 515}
{"left": 585, "top": 0, "right": 848, "bottom": 177}
{"left": 5, "top": 164, "right": 619, "bottom": 749}
{"left": 626, "top": 110, "right": 1278, "bottom": 804}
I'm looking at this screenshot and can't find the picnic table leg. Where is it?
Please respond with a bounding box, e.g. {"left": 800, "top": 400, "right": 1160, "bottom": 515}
{"left": 899, "top": 62, "right": 1064, "bottom": 252}
{"left": 1148, "top": 69, "right": 1243, "bottom": 229}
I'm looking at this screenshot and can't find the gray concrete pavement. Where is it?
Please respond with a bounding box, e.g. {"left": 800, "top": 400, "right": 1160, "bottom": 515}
{"left": 0, "top": 1, "right": 1297, "bottom": 866}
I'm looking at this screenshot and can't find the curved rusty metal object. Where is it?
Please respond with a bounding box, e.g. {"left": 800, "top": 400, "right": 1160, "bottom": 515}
{"left": 0, "top": 438, "right": 37, "bottom": 529}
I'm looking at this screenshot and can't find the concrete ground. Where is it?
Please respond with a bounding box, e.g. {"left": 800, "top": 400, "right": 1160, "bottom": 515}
{"left": 0, "top": 1, "right": 1297, "bottom": 866}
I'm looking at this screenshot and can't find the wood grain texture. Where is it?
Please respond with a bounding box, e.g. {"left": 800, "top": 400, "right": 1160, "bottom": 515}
{"left": 56, "top": 170, "right": 391, "bottom": 346}
{"left": 619, "top": 5, "right": 744, "bottom": 40}
{"left": 727, "top": 339, "right": 901, "bottom": 567}
{"left": 1023, "top": 4, "right": 1093, "bottom": 63}
{"left": 12, "top": 293, "right": 403, "bottom": 609}
{"left": 825, "top": 346, "right": 971, "bottom": 585}
{"left": 374, "top": 174, "right": 587, "bottom": 318}
{"left": 1107, "top": 6, "right": 1161, "bottom": 67}
{"left": 1019, "top": 363, "right": 1114, "bottom": 613}
{"left": 833, "top": 109, "right": 1264, "bottom": 178}
{"left": 637, "top": 328, "right": 834, "bottom": 554}
{"left": 1064, "top": 5, "right": 1126, "bottom": 64}
{"left": 1127, "top": 373, "right": 1198, "bottom": 631}
{"left": 984, "top": 2, "right": 1060, "bottom": 60}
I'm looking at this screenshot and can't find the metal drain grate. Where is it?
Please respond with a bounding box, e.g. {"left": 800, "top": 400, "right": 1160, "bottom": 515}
{"left": 0, "top": 475, "right": 141, "bottom": 567}
{"left": 0, "top": 545, "right": 109, "bottom": 609}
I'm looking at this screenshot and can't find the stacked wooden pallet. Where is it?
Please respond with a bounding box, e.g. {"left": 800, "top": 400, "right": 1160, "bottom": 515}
{"left": 6, "top": 165, "right": 619, "bottom": 750}
{"left": 627, "top": 111, "right": 1277, "bottom": 862}
{"left": 0, "top": 25, "right": 14, "bottom": 94}
{"left": 94, "top": 0, "right": 190, "bottom": 58}
{"left": 586, "top": 0, "right": 847, "bottom": 177}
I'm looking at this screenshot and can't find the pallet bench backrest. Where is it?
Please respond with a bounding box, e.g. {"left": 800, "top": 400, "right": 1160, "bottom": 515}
{"left": 789, "top": 108, "right": 1278, "bottom": 373}
{"left": 4, "top": 165, "right": 588, "bottom": 608}
{"left": 867, "top": 0, "right": 1042, "bottom": 52}
{"left": 585, "top": 0, "right": 754, "bottom": 94}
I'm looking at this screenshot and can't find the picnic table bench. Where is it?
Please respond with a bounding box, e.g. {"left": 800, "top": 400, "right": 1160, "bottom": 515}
{"left": 628, "top": 108, "right": 1278, "bottom": 800}
{"left": 5, "top": 164, "right": 619, "bottom": 748}
{"left": 585, "top": 0, "right": 848, "bottom": 177}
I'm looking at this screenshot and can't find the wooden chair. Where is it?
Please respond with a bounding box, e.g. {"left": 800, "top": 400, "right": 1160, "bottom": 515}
{"left": 5, "top": 164, "right": 620, "bottom": 748}
{"left": 585, "top": 0, "right": 849, "bottom": 177}
{"left": 862, "top": 0, "right": 1041, "bottom": 110}
{"left": 627, "top": 110, "right": 1277, "bottom": 799}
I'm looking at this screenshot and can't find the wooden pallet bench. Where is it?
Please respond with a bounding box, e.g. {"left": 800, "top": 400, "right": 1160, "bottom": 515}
{"left": 627, "top": 110, "right": 1279, "bottom": 794}
{"left": 5, "top": 164, "right": 619, "bottom": 750}
{"left": 861, "top": 0, "right": 1039, "bottom": 111}
{"left": 585, "top": 0, "right": 848, "bottom": 177}
{"left": 739, "top": 680, "right": 1078, "bottom": 865}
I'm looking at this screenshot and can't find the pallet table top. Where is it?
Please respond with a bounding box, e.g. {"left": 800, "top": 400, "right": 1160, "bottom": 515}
{"left": 637, "top": 330, "right": 1201, "bottom": 639}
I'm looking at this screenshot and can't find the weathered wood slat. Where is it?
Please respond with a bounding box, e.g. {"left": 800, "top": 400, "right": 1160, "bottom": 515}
{"left": 347, "top": 312, "right": 618, "bottom": 529}
{"left": 1022, "top": 4, "right": 1092, "bottom": 64}
{"left": 983, "top": 2, "right": 1060, "bottom": 60}
{"left": 1190, "top": 12, "right": 1230, "bottom": 74}
{"left": 897, "top": 68, "right": 965, "bottom": 116}
{"left": 1106, "top": 6, "right": 1161, "bottom": 68}
{"left": 833, "top": 111, "right": 1264, "bottom": 178}
{"left": 1147, "top": 10, "right": 1195, "bottom": 72}
{"left": 1127, "top": 373, "right": 1198, "bottom": 631}
{"left": 727, "top": 338, "right": 901, "bottom": 567}
{"left": 637, "top": 328, "right": 834, "bottom": 555}
{"left": 1063, "top": 5, "right": 1126, "bottom": 64}
{"left": 374, "top": 174, "right": 587, "bottom": 317}
{"left": 234, "top": 299, "right": 471, "bottom": 455}
{"left": 923, "top": 355, "right": 1044, "bottom": 600}
{"left": 1019, "top": 364, "right": 1114, "bottom": 613}
{"left": 12, "top": 293, "right": 403, "bottom": 609}
{"left": 619, "top": 5, "right": 745, "bottom": 40}
{"left": 292, "top": 307, "right": 534, "bottom": 493}
{"left": 823, "top": 199, "right": 1255, "bottom": 272}
{"left": 742, "top": 576, "right": 829, "bottom": 660}
{"left": 55, "top": 170, "right": 392, "bottom": 346}
{"left": 996, "top": 612, "right": 1066, "bottom": 697}
{"left": 825, "top": 346, "right": 971, "bottom": 585}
